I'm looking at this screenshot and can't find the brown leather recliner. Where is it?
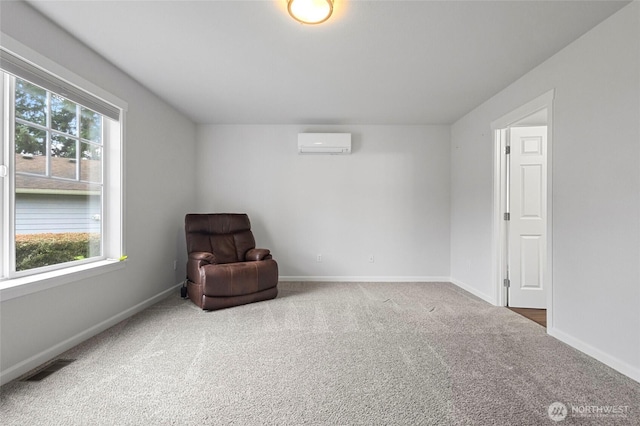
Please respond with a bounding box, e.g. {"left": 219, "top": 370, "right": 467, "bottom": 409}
{"left": 184, "top": 213, "right": 278, "bottom": 310}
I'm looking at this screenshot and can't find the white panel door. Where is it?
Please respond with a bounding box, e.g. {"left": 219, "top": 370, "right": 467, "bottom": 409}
{"left": 508, "top": 126, "right": 547, "bottom": 308}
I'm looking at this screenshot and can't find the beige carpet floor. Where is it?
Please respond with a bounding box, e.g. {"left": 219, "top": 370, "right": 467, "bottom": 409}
{"left": 1, "top": 281, "right": 638, "bottom": 425}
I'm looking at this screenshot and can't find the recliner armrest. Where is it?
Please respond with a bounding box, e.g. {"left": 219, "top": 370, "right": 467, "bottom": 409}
{"left": 187, "top": 252, "right": 217, "bottom": 284}
{"left": 245, "top": 248, "right": 272, "bottom": 261}
{"left": 189, "top": 251, "right": 217, "bottom": 265}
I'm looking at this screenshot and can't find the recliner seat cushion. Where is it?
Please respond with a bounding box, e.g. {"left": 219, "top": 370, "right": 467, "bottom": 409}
{"left": 201, "top": 259, "right": 278, "bottom": 297}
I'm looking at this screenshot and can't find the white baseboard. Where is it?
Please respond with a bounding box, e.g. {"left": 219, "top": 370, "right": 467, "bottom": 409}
{"left": 0, "top": 283, "right": 183, "bottom": 386}
{"left": 450, "top": 279, "right": 640, "bottom": 384}
{"left": 279, "top": 276, "right": 451, "bottom": 283}
{"left": 548, "top": 327, "right": 640, "bottom": 384}
{"left": 448, "top": 278, "right": 496, "bottom": 305}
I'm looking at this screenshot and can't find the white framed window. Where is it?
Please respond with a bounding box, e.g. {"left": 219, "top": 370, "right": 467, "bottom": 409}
{"left": 0, "top": 36, "right": 127, "bottom": 299}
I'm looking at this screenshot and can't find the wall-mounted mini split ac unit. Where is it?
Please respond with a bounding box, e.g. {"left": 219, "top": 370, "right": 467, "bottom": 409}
{"left": 298, "top": 133, "right": 351, "bottom": 154}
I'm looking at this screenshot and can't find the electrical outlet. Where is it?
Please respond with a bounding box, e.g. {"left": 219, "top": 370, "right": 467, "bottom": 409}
{"left": 173, "top": 260, "right": 177, "bottom": 271}
{"left": 317, "top": 254, "right": 322, "bottom": 262}
{"left": 368, "top": 255, "right": 375, "bottom": 263}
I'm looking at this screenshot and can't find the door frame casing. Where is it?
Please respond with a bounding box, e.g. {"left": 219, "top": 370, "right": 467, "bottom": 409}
{"left": 490, "top": 90, "right": 555, "bottom": 328}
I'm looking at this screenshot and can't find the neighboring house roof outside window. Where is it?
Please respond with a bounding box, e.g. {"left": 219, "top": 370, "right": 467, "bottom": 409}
{"left": 15, "top": 154, "right": 101, "bottom": 195}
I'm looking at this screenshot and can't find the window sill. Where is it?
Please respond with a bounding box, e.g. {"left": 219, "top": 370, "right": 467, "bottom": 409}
{"left": 0, "top": 259, "right": 126, "bottom": 302}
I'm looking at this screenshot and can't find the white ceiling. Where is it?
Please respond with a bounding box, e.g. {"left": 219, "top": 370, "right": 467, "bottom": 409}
{"left": 27, "top": 0, "right": 629, "bottom": 125}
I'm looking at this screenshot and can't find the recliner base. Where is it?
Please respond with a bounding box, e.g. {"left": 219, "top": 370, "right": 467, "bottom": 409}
{"left": 187, "top": 280, "right": 278, "bottom": 311}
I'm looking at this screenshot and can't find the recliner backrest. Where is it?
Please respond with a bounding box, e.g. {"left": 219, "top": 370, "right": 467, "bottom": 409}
{"left": 185, "top": 214, "right": 256, "bottom": 263}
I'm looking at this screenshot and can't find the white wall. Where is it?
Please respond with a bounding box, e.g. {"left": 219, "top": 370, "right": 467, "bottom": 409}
{"left": 450, "top": 2, "right": 639, "bottom": 380}
{"left": 196, "top": 125, "right": 450, "bottom": 280}
{"left": 0, "top": 1, "right": 197, "bottom": 383}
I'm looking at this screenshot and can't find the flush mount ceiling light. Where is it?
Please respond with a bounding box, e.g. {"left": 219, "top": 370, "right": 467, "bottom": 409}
{"left": 288, "top": 0, "right": 334, "bottom": 25}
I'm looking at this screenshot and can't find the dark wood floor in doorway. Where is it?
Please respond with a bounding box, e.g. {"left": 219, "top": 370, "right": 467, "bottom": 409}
{"left": 508, "top": 308, "right": 547, "bottom": 328}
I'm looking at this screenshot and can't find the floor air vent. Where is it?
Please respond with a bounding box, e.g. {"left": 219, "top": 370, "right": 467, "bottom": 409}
{"left": 21, "top": 359, "right": 76, "bottom": 382}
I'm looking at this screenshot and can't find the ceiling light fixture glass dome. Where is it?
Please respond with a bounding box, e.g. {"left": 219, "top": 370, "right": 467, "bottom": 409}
{"left": 288, "top": 0, "right": 334, "bottom": 25}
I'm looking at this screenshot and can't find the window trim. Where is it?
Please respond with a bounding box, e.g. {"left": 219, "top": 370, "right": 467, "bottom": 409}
{"left": 0, "top": 34, "right": 124, "bottom": 119}
{"left": 0, "top": 33, "right": 127, "bottom": 296}
{"left": 0, "top": 259, "right": 126, "bottom": 302}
